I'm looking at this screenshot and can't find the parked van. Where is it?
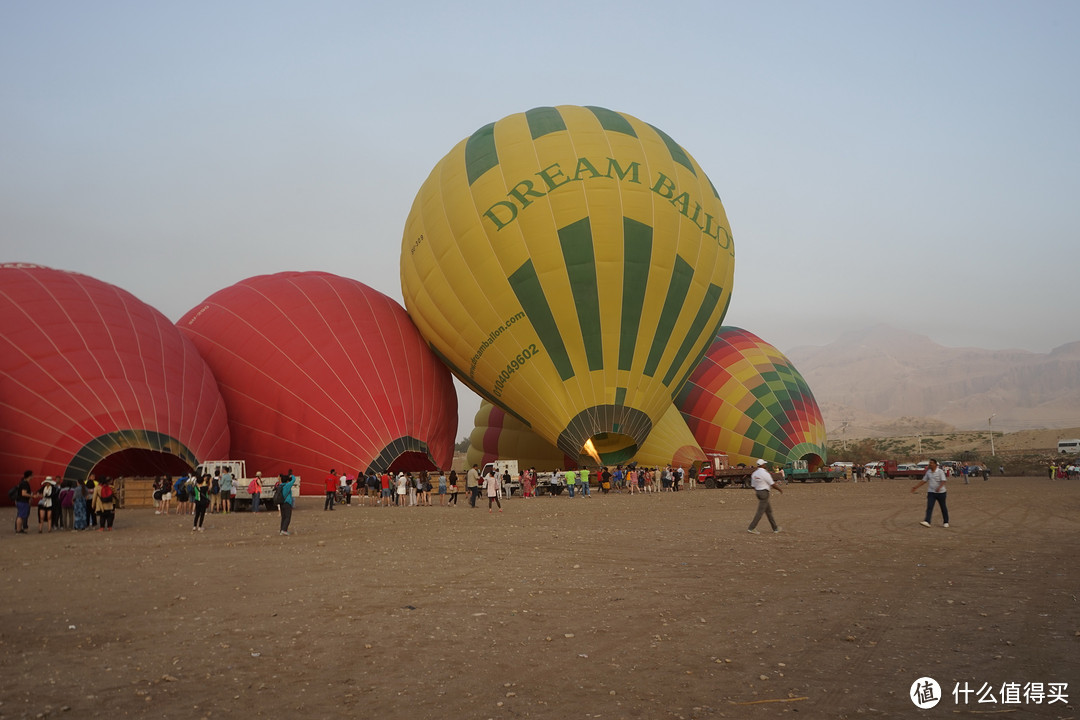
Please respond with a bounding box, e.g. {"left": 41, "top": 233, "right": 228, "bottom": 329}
{"left": 1058, "top": 439, "right": 1080, "bottom": 455}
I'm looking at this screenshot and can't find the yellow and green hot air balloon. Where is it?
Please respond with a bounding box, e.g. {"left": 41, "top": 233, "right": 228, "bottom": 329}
{"left": 401, "top": 105, "right": 734, "bottom": 464}
{"left": 466, "top": 400, "right": 576, "bottom": 471}
{"left": 466, "top": 399, "right": 706, "bottom": 471}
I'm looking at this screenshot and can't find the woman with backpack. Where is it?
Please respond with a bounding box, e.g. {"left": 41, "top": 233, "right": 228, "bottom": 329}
{"left": 209, "top": 473, "right": 221, "bottom": 514}
{"left": 58, "top": 479, "right": 76, "bottom": 530}
{"left": 92, "top": 478, "right": 116, "bottom": 531}
{"left": 249, "top": 472, "right": 263, "bottom": 513}
{"left": 174, "top": 475, "right": 190, "bottom": 516}
{"left": 192, "top": 474, "right": 211, "bottom": 532}
{"left": 277, "top": 473, "right": 297, "bottom": 535}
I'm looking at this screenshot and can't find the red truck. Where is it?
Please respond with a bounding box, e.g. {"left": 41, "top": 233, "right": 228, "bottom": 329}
{"left": 698, "top": 452, "right": 756, "bottom": 488}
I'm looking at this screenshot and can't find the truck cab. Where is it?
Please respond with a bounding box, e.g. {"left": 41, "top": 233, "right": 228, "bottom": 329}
{"left": 195, "top": 460, "right": 280, "bottom": 507}
{"left": 481, "top": 461, "right": 521, "bottom": 496}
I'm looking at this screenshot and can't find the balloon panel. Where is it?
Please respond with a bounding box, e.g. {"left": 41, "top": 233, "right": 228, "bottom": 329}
{"left": 466, "top": 399, "right": 703, "bottom": 471}
{"left": 0, "top": 263, "right": 229, "bottom": 495}
{"left": 676, "top": 327, "right": 827, "bottom": 467}
{"left": 627, "top": 403, "right": 707, "bottom": 469}
{"left": 178, "top": 272, "right": 457, "bottom": 490}
{"left": 466, "top": 401, "right": 575, "bottom": 471}
{"left": 402, "top": 105, "right": 734, "bottom": 461}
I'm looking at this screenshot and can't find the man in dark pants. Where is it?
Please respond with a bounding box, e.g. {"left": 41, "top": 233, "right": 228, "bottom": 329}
{"left": 747, "top": 459, "right": 783, "bottom": 534}
{"left": 324, "top": 469, "right": 337, "bottom": 511}
{"left": 912, "top": 458, "right": 949, "bottom": 528}
{"left": 466, "top": 464, "right": 481, "bottom": 508}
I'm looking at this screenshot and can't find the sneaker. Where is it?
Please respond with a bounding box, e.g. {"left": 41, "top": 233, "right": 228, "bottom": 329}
{"left": 773, "top": 527, "right": 782, "bottom": 533}
{"left": 279, "top": 530, "right": 290, "bottom": 536}
{"left": 943, "top": 523, "right": 950, "bottom": 528}
{"left": 747, "top": 528, "right": 760, "bottom": 534}
{"left": 919, "top": 521, "right": 931, "bottom": 528}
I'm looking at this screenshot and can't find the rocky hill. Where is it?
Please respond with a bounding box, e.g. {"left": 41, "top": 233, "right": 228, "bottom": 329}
{"left": 786, "top": 325, "right": 1080, "bottom": 437}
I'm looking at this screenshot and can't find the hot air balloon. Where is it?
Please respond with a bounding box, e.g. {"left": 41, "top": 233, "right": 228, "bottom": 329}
{"left": 0, "top": 263, "right": 229, "bottom": 497}
{"left": 676, "top": 327, "right": 828, "bottom": 469}
{"left": 466, "top": 400, "right": 575, "bottom": 471}
{"left": 632, "top": 404, "right": 707, "bottom": 468}
{"left": 401, "top": 105, "right": 734, "bottom": 466}
{"left": 467, "top": 398, "right": 704, "bottom": 470}
{"left": 178, "top": 272, "right": 457, "bottom": 491}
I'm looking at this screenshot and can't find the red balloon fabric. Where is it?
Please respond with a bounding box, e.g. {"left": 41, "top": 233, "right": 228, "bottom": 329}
{"left": 177, "top": 272, "right": 457, "bottom": 492}
{"left": 0, "top": 263, "right": 230, "bottom": 498}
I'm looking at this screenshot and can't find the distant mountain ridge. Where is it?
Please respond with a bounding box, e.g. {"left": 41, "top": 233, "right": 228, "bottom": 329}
{"left": 785, "top": 325, "right": 1080, "bottom": 437}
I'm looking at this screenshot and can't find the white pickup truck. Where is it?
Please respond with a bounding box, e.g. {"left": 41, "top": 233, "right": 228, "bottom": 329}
{"left": 481, "top": 461, "right": 522, "bottom": 496}
{"left": 195, "top": 460, "right": 283, "bottom": 508}
{"left": 534, "top": 471, "right": 567, "bottom": 495}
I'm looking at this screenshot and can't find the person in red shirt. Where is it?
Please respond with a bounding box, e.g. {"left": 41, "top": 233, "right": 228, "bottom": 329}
{"left": 324, "top": 469, "right": 338, "bottom": 511}
{"left": 380, "top": 473, "right": 391, "bottom": 507}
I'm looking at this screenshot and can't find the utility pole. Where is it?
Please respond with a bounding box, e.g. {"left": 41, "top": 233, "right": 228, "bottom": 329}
{"left": 988, "top": 414, "right": 996, "bottom": 457}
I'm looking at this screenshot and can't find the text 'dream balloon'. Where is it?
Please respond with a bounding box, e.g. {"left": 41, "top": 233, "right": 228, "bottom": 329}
{"left": 0, "top": 263, "right": 229, "bottom": 494}
{"left": 178, "top": 272, "right": 457, "bottom": 488}
{"left": 676, "top": 327, "right": 827, "bottom": 468}
{"left": 402, "top": 106, "right": 734, "bottom": 464}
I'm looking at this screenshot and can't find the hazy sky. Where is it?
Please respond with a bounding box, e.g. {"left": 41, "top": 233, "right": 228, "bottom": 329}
{"left": 3, "top": 1, "right": 1077, "bottom": 436}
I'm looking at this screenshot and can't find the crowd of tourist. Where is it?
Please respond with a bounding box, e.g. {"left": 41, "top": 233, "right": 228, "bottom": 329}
{"left": 8, "top": 470, "right": 117, "bottom": 533}
{"left": 10, "top": 462, "right": 706, "bottom": 536}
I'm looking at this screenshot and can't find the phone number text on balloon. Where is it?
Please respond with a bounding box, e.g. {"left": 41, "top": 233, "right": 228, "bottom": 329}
{"left": 492, "top": 344, "right": 540, "bottom": 398}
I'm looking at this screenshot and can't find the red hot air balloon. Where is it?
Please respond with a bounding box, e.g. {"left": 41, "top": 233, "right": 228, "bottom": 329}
{"left": 177, "top": 272, "right": 457, "bottom": 493}
{"left": 0, "top": 263, "right": 230, "bottom": 498}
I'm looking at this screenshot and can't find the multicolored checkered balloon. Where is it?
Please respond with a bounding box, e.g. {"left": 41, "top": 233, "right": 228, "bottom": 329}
{"left": 676, "top": 327, "right": 828, "bottom": 468}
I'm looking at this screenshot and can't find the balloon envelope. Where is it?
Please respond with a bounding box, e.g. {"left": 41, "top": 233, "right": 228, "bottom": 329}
{"left": 178, "top": 272, "right": 457, "bottom": 489}
{"left": 402, "top": 105, "right": 734, "bottom": 464}
{"left": 676, "top": 327, "right": 828, "bottom": 468}
{"left": 466, "top": 399, "right": 704, "bottom": 470}
{"left": 0, "top": 263, "right": 229, "bottom": 495}
{"left": 466, "top": 400, "right": 575, "bottom": 471}
{"left": 630, "top": 404, "right": 707, "bottom": 469}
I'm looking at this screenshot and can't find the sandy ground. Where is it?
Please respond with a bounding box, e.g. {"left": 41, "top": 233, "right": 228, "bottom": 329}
{"left": 1, "top": 478, "right": 1077, "bottom": 720}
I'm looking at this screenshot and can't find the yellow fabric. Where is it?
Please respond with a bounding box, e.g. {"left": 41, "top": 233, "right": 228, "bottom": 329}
{"left": 402, "top": 106, "right": 733, "bottom": 462}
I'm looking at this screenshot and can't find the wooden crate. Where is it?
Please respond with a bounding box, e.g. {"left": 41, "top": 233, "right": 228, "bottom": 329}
{"left": 118, "top": 477, "right": 157, "bottom": 509}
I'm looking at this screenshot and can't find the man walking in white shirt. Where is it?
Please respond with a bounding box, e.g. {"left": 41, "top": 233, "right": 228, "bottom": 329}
{"left": 911, "top": 458, "right": 949, "bottom": 528}
{"left": 747, "top": 459, "right": 783, "bottom": 534}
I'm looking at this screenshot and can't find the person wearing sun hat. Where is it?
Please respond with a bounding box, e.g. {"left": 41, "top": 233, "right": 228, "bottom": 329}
{"left": 747, "top": 459, "right": 783, "bottom": 534}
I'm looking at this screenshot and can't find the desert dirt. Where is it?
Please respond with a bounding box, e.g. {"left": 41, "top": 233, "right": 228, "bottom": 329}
{"left": 1, "top": 477, "right": 1077, "bottom": 720}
